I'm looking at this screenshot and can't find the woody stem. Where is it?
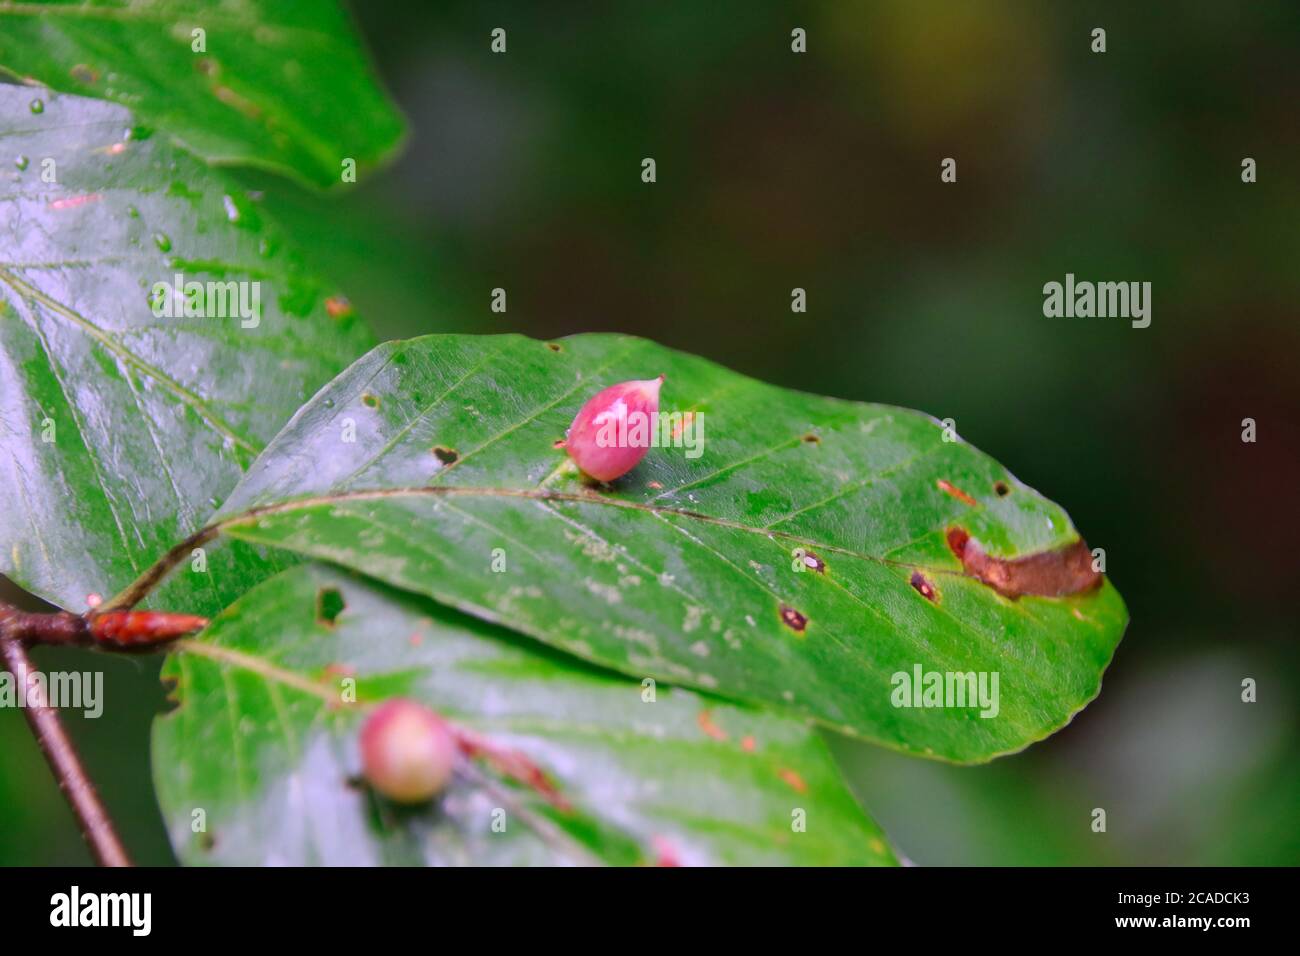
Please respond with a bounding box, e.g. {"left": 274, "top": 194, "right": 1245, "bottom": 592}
{"left": 0, "top": 604, "right": 131, "bottom": 866}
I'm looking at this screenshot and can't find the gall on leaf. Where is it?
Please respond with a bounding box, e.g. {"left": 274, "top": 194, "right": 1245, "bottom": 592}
{"left": 564, "top": 376, "right": 664, "bottom": 482}
{"left": 359, "top": 698, "right": 456, "bottom": 804}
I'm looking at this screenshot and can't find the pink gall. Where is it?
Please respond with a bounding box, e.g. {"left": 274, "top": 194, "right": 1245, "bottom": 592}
{"left": 359, "top": 698, "right": 456, "bottom": 803}
{"left": 565, "top": 375, "right": 665, "bottom": 482}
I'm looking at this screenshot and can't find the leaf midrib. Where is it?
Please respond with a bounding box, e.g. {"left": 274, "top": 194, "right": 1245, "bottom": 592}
{"left": 113, "top": 482, "right": 1005, "bottom": 614}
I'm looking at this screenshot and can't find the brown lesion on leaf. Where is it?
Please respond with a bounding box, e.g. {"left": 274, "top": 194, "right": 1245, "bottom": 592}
{"left": 452, "top": 726, "right": 571, "bottom": 813}
{"left": 552, "top": 438, "right": 566, "bottom": 449}
{"left": 779, "top": 604, "right": 808, "bottom": 633}
{"left": 802, "top": 433, "right": 820, "bottom": 444}
{"left": 696, "top": 709, "right": 728, "bottom": 741}
{"left": 325, "top": 295, "right": 354, "bottom": 319}
{"left": 910, "top": 570, "right": 939, "bottom": 602}
{"left": 946, "top": 527, "right": 1102, "bottom": 598}
{"left": 546, "top": 342, "right": 562, "bottom": 352}
{"left": 994, "top": 480, "right": 1011, "bottom": 497}
{"left": 937, "top": 478, "right": 977, "bottom": 506}
{"left": 361, "top": 392, "right": 380, "bottom": 409}
{"left": 777, "top": 768, "right": 808, "bottom": 793}
{"left": 799, "top": 549, "right": 826, "bottom": 573}
{"left": 197, "top": 831, "right": 216, "bottom": 852}
{"left": 432, "top": 446, "right": 459, "bottom": 466}
{"left": 670, "top": 411, "right": 696, "bottom": 441}
{"left": 49, "top": 194, "right": 103, "bottom": 211}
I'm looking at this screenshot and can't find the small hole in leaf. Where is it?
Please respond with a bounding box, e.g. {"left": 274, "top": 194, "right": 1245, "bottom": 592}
{"left": 994, "top": 481, "right": 1010, "bottom": 497}
{"left": 361, "top": 392, "right": 379, "bottom": 409}
{"left": 316, "top": 587, "right": 345, "bottom": 627}
{"left": 433, "top": 446, "right": 459, "bottom": 466}
{"left": 546, "top": 342, "right": 562, "bottom": 352}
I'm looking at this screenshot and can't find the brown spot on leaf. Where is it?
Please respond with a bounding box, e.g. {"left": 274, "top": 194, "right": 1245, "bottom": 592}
{"left": 994, "top": 480, "right": 1010, "bottom": 497}
{"left": 779, "top": 605, "right": 808, "bottom": 633}
{"left": 937, "top": 478, "right": 977, "bottom": 506}
{"left": 325, "top": 295, "right": 353, "bottom": 318}
{"left": 671, "top": 411, "right": 696, "bottom": 441}
{"left": 361, "top": 392, "right": 380, "bottom": 409}
{"left": 777, "top": 768, "right": 808, "bottom": 793}
{"left": 552, "top": 438, "right": 566, "bottom": 449}
{"left": 213, "top": 84, "right": 261, "bottom": 119}
{"left": 432, "top": 446, "right": 459, "bottom": 466}
{"left": 546, "top": 342, "right": 562, "bottom": 352}
{"left": 946, "top": 527, "right": 1102, "bottom": 598}
{"left": 802, "top": 433, "right": 820, "bottom": 444}
{"left": 799, "top": 550, "right": 826, "bottom": 573}
{"left": 49, "top": 194, "right": 102, "bottom": 211}
{"left": 70, "top": 64, "right": 99, "bottom": 84}
{"left": 697, "top": 709, "right": 728, "bottom": 741}
{"left": 197, "top": 831, "right": 216, "bottom": 852}
{"left": 910, "top": 571, "right": 938, "bottom": 602}
{"left": 452, "top": 727, "right": 570, "bottom": 812}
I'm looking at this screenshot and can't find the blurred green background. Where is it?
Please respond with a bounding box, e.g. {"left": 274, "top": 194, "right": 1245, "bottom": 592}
{"left": 3, "top": 0, "right": 1297, "bottom": 865}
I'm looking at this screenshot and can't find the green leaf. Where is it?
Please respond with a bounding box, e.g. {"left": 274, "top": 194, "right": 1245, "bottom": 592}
{"left": 0, "top": 88, "right": 373, "bottom": 612}
{"left": 0, "top": 0, "right": 404, "bottom": 187}
{"left": 154, "top": 563, "right": 897, "bottom": 866}
{"left": 203, "top": 333, "right": 1127, "bottom": 763}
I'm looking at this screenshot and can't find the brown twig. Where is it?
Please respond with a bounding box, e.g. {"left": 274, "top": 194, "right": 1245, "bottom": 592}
{"left": 0, "top": 601, "right": 206, "bottom": 865}
{"left": 0, "top": 633, "right": 131, "bottom": 866}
